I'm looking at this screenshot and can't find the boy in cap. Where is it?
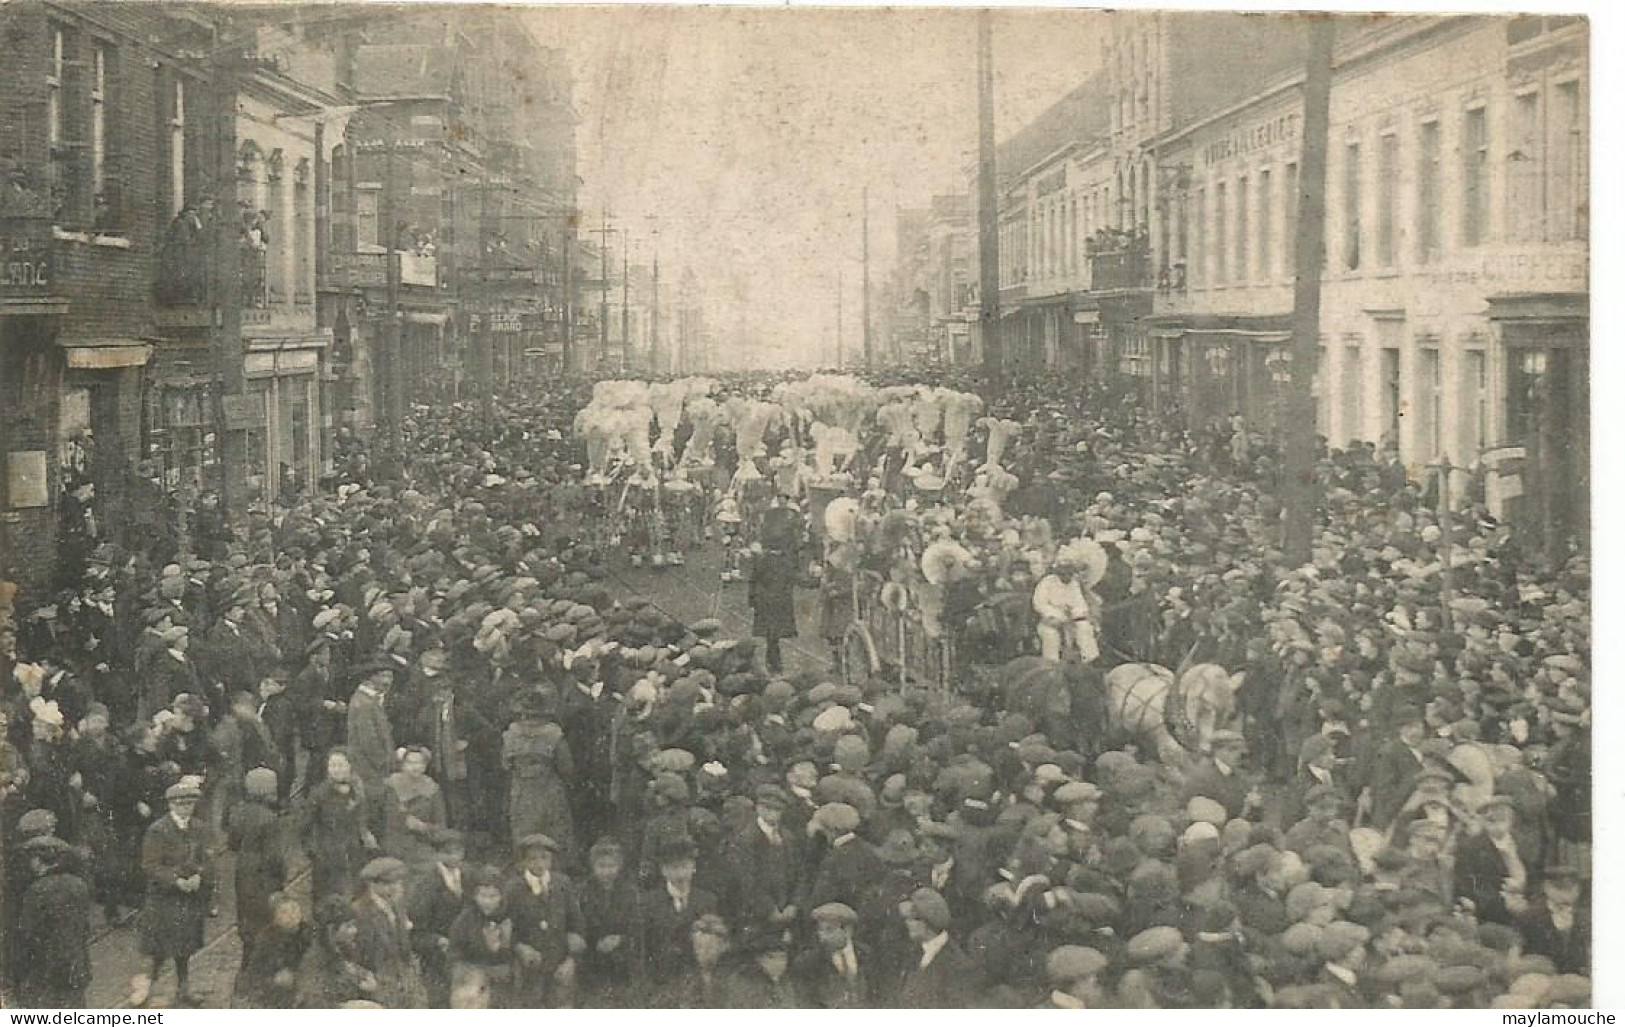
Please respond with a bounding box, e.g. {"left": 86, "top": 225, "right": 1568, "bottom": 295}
{"left": 894, "top": 886, "right": 976, "bottom": 1008}
{"left": 793, "top": 902, "right": 876, "bottom": 1008}
{"left": 671, "top": 913, "right": 741, "bottom": 1008}
{"left": 577, "top": 836, "right": 645, "bottom": 1003}
{"left": 806, "top": 802, "right": 885, "bottom": 934}
{"left": 729, "top": 926, "right": 802, "bottom": 1008}
{"left": 346, "top": 663, "right": 397, "bottom": 835}
{"left": 353, "top": 856, "right": 424, "bottom": 1007}
{"left": 1517, "top": 862, "right": 1590, "bottom": 975}
{"left": 504, "top": 833, "right": 587, "bottom": 1007}
{"left": 131, "top": 780, "right": 213, "bottom": 1007}
{"left": 723, "top": 783, "right": 803, "bottom": 941}
{"left": 642, "top": 834, "right": 720, "bottom": 989}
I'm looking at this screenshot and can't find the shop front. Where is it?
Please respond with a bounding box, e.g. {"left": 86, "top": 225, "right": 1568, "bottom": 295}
{"left": 243, "top": 337, "right": 330, "bottom": 504}
{"left": 1488, "top": 293, "right": 1588, "bottom": 559}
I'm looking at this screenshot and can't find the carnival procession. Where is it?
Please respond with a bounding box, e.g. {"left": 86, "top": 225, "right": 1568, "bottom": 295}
{"left": 0, "top": 1, "right": 1597, "bottom": 1015}
{"left": 0, "top": 362, "right": 1594, "bottom": 1010}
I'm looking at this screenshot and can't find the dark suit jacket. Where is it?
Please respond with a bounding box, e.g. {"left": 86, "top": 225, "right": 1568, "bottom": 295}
{"left": 894, "top": 936, "right": 979, "bottom": 1008}
{"left": 352, "top": 896, "right": 421, "bottom": 1007}
{"left": 1518, "top": 901, "right": 1591, "bottom": 975}
{"left": 1365, "top": 739, "right": 1426, "bottom": 829}
{"left": 1453, "top": 832, "right": 1535, "bottom": 926}
{"left": 791, "top": 943, "right": 880, "bottom": 1008}
{"left": 503, "top": 870, "right": 585, "bottom": 976}
{"left": 641, "top": 884, "right": 719, "bottom": 983}
{"left": 725, "top": 820, "right": 803, "bottom": 928}
{"left": 807, "top": 836, "right": 887, "bottom": 925}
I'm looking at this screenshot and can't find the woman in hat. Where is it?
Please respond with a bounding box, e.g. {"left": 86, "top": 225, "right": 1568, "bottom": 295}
{"left": 14, "top": 835, "right": 93, "bottom": 1008}
{"left": 503, "top": 695, "right": 577, "bottom": 858}
{"left": 382, "top": 745, "right": 447, "bottom": 868}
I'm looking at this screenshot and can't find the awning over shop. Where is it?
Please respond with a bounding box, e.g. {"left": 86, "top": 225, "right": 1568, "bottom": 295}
{"left": 57, "top": 337, "right": 154, "bottom": 370}
{"left": 1485, "top": 292, "right": 1588, "bottom": 324}
{"left": 405, "top": 311, "right": 449, "bottom": 326}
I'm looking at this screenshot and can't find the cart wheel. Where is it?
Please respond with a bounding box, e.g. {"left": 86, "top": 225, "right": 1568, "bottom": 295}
{"left": 841, "top": 623, "right": 880, "bottom": 689}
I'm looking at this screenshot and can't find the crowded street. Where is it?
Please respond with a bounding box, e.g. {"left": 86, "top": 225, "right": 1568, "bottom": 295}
{"left": 0, "top": 3, "right": 1595, "bottom": 1013}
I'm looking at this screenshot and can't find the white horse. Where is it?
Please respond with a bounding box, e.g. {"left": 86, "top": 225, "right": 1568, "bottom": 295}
{"left": 1104, "top": 656, "right": 1246, "bottom": 764}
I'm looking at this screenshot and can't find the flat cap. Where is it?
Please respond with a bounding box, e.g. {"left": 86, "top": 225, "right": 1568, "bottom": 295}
{"left": 515, "top": 833, "right": 559, "bottom": 855}
{"left": 810, "top": 902, "right": 859, "bottom": 925}
{"left": 899, "top": 887, "right": 953, "bottom": 931}
{"left": 1186, "top": 795, "right": 1228, "bottom": 826}
{"left": 1315, "top": 921, "right": 1371, "bottom": 961}
{"left": 754, "top": 783, "right": 791, "bottom": 808}
{"left": 1054, "top": 781, "right": 1103, "bottom": 805}
{"left": 165, "top": 780, "right": 202, "bottom": 802}
{"left": 1125, "top": 926, "right": 1185, "bottom": 964}
{"left": 17, "top": 809, "right": 58, "bottom": 836}
{"left": 814, "top": 802, "right": 862, "bottom": 834}
{"left": 360, "top": 857, "right": 408, "bottom": 883}
{"left": 691, "top": 913, "right": 730, "bottom": 938}
{"left": 1046, "top": 945, "right": 1109, "bottom": 983}
{"left": 245, "top": 767, "right": 279, "bottom": 797}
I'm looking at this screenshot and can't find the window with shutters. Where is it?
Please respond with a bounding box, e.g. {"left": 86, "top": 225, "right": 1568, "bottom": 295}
{"left": 1214, "top": 181, "right": 1227, "bottom": 284}
{"left": 1284, "top": 162, "right": 1299, "bottom": 271}
{"left": 1550, "top": 80, "right": 1585, "bottom": 241}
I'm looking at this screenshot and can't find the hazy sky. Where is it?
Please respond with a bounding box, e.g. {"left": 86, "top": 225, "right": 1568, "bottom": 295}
{"left": 529, "top": 7, "right": 1112, "bottom": 365}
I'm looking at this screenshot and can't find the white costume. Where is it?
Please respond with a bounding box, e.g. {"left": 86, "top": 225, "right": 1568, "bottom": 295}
{"left": 1032, "top": 572, "right": 1100, "bottom": 663}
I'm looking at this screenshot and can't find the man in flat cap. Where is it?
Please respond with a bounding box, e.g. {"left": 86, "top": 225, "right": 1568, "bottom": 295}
{"left": 794, "top": 902, "right": 876, "bottom": 1008}
{"left": 14, "top": 835, "right": 93, "bottom": 1007}
{"left": 724, "top": 783, "right": 803, "bottom": 943}
{"left": 1453, "top": 796, "right": 1535, "bottom": 928}
{"left": 728, "top": 926, "right": 802, "bottom": 1008}
{"left": 806, "top": 802, "right": 885, "bottom": 935}
{"left": 230, "top": 767, "right": 285, "bottom": 973}
{"left": 353, "top": 856, "right": 424, "bottom": 1007}
{"left": 1361, "top": 705, "right": 1430, "bottom": 831}
{"left": 894, "top": 886, "right": 977, "bottom": 1007}
{"left": 504, "top": 833, "right": 586, "bottom": 1007}
{"left": 1040, "top": 945, "right": 1109, "bottom": 1009}
{"left": 131, "top": 780, "right": 212, "bottom": 1007}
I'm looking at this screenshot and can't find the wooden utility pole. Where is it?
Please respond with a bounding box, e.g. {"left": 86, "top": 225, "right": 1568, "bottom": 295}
{"left": 651, "top": 249, "right": 661, "bottom": 373}
{"left": 836, "top": 270, "right": 844, "bottom": 369}
{"left": 210, "top": 33, "right": 245, "bottom": 523}
{"left": 861, "top": 186, "right": 873, "bottom": 368}
{"left": 593, "top": 214, "right": 615, "bottom": 374}
{"left": 1281, "top": 15, "right": 1336, "bottom": 566}
{"left": 976, "top": 9, "right": 1004, "bottom": 395}
{"left": 478, "top": 178, "right": 494, "bottom": 424}
{"left": 621, "top": 240, "right": 631, "bottom": 374}
{"left": 382, "top": 137, "right": 403, "bottom": 450}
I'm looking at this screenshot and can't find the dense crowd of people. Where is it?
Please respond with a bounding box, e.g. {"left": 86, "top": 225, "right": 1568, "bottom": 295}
{"left": 0, "top": 367, "right": 1591, "bottom": 1010}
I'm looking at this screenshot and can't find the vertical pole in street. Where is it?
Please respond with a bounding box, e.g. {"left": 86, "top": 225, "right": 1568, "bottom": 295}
{"left": 862, "top": 186, "right": 873, "bottom": 368}
{"left": 976, "top": 9, "right": 1004, "bottom": 396}
{"left": 1437, "top": 455, "right": 1456, "bottom": 633}
{"left": 622, "top": 238, "right": 631, "bottom": 374}
{"left": 478, "top": 178, "right": 493, "bottom": 425}
{"left": 210, "top": 37, "right": 244, "bottom": 524}
{"left": 651, "top": 249, "right": 661, "bottom": 373}
{"left": 383, "top": 137, "right": 403, "bottom": 451}
{"left": 1281, "top": 15, "right": 1335, "bottom": 566}
{"left": 836, "top": 270, "right": 844, "bottom": 369}
{"left": 600, "top": 212, "right": 611, "bottom": 375}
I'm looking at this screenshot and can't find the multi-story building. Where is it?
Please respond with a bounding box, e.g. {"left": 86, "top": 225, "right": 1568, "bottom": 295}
{"left": 919, "top": 195, "right": 973, "bottom": 365}
{"left": 971, "top": 12, "right": 1587, "bottom": 545}
{"left": 1145, "top": 14, "right": 1587, "bottom": 544}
